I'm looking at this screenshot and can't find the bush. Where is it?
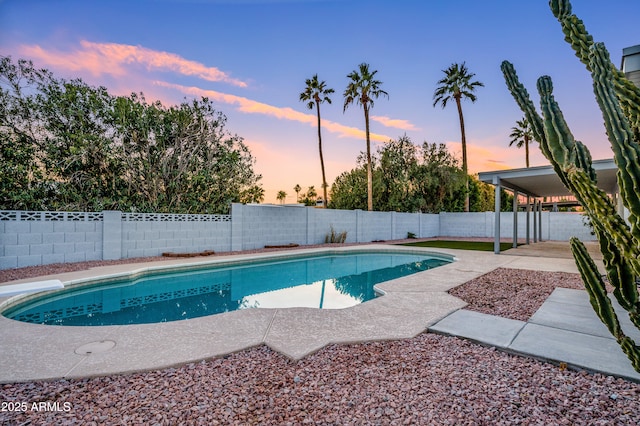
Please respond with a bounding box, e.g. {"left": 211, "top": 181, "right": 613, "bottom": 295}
{"left": 325, "top": 226, "right": 347, "bottom": 244}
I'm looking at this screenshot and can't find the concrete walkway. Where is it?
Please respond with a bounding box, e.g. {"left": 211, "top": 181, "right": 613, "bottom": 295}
{"left": 1, "top": 242, "right": 639, "bottom": 383}
{"left": 430, "top": 288, "right": 640, "bottom": 382}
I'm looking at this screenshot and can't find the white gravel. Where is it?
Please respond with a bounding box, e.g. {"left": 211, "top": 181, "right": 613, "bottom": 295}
{"left": 1, "top": 242, "right": 639, "bottom": 425}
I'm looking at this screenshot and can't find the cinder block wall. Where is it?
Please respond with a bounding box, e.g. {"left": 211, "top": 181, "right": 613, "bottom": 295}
{"left": 438, "top": 211, "right": 596, "bottom": 242}
{"left": 358, "top": 211, "right": 392, "bottom": 242}
{"left": 0, "top": 211, "right": 103, "bottom": 269}
{"left": 548, "top": 212, "right": 594, "bottom": 241}
{"left": 0, "top": 207, "right": 596, "bottom": 270}
{"left": 309, "top": 208, "right": 358, "bottom": 244}
{"left": 120, "top": 213, "right": 232, "bottom": 258}
{"left": 439, "top": 212, "right": 492, "bottom": 237}
{"left": 231, "top": 204, "right": 308, "bottom": 250}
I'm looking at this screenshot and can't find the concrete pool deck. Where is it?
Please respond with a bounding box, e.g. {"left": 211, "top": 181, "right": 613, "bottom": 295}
{"left": 1, "top": 243, "right": 639, "bottom": 383}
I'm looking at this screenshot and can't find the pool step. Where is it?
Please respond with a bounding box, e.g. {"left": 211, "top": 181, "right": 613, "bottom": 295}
{"left": 0, "top": 280, "right": 64, "bottom": 297}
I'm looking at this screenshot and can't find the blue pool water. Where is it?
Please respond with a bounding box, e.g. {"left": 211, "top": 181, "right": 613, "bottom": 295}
{"left": 2, "top": 251, "right": 451, "bottom": 326}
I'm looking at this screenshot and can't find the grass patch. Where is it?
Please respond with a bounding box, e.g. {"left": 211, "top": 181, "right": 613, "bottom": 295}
{"left": 399, "top": 240, "right": 515, "bottom": 252}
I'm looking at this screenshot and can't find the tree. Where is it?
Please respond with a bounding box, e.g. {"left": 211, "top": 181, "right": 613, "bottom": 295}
{"left": 329, "top": 165, "right": 368, "bottom": 210}
{"left": 0, "top": 56, "right": 262, "bottom": 213}
{"left": 416, "top": 142, "right": 467, "bottom": 213}
{"left": 0, "top": 57, "right": 53, "bottom": 209}
{"left": 38, "top": 77, "right": 121, "bottom": 211}
{"left": 240, "top": 185, "right": 264, "bottom": 204}
{"left": 433, "top": 62, "right": 484, "bottom": 212}
{"left": 276, "top": 190, "right": 286, "bottom": 204}
{"left": 300, "top": 186, "right": 318, "bottom": 206}
{"left": 378, "top": 136, "right": 420, "bottom": 212}
{"left": 344, "top": 63, "right": 388, "bottom": 211}
{"left": 509, "top": 117, "right": 534, "bottom": 168}
{"left": 111, "top": 95, "right": 261, "bottom": 213}
{"left": 329, "top": 137, "right": 477, "bottom": 213}
{"left": 300, "top": 74, "right": 334, "bottom": 208}
{"left": 293, "top": 184, "right": 301, "bottom": 202}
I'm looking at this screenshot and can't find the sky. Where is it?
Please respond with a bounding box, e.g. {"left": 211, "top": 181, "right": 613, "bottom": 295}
{"left": 1, "top": 0, "right": 639, "bottom": 204}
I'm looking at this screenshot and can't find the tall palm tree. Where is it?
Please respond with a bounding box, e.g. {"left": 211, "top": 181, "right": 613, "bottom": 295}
{"left": 344, "top": 63, "right": 388, "bottom": 211}
{"left": 276, "top": 190, "right": 287, "bottom": 204}
{"left": 509, "top": 118, "right": 533, "bottom": 168}
{"left": 294, "top": 184, "right": 301, "bottom": 203}
{"left": 300, "top": 75, "right": 334, "bottom": 208}
{"left": 433, "top": 62, "right": 484, "bottom": 212}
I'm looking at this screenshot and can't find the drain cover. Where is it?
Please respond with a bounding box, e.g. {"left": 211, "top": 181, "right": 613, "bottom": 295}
{"left": 75, "top": 340, "right": 116, "bottom": 355}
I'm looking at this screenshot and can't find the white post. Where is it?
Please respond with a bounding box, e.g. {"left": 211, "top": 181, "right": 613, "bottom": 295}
{"left": 538, "top": 200, "right": 543, "bottom": 242}
{"left": 493, "top": 176, "right": 501, "bottom": 254}
{"left": 533, "top": 199, "right": 538, "bottom": 243}
{"left": 512, "top": 191, "right": 518, "bottom": 248}
{"left": 526, "top": 195, "right": 531, "bottom": 244}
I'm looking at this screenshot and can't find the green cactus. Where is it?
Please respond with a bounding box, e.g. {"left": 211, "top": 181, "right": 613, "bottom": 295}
{"left": 549, "top": 0, "right": 640, "bottom": 140}
{"left": 502, "top": 0, "right": 640, "bottom": 372}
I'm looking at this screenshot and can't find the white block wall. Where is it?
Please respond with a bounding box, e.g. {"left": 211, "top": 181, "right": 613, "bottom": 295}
{"left": 548, "top": 212, "right": 595, "bottom": 241}
{"left": 0, "top": 207, "right": 596, "bottom": 270}
{"left": 440, "top": 212, "right": 492, "bottom": 238}
{"left": 308, "top": 208, "right": 358, "bottom": 244}
{"left": 232, "top": 204, "right": 308, "bottom": 250}
{"left": 121, "top": 220, "right": 232, "bottom": 258}
{"left": 358, "top": 211, "right": 392, "bottom": 242}
{"left": 394, "top": 212, "right": 420, "bottom": 240}
{"left": 438, "top": 211, "right": 596, "bottom": 242}
{"left": 0, "top": 211, "right": 103, "bottom": 269}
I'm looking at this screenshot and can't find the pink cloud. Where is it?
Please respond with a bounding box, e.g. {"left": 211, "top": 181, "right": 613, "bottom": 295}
{"left": 17, "top": 41, "right": 247, "bottom": 87}
{"left": 445, "top": 139, "right": 550, "bottom": 174}
{"left": 371, "top": 115, "right": 420, "bottom": 131}
{"left": 155, "top": 81, "right": 392, "bottom": 142}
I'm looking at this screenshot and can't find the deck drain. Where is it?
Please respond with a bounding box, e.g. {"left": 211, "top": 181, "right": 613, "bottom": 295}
{"left": 75, "top": 340, "right": 116, "bottom": 355}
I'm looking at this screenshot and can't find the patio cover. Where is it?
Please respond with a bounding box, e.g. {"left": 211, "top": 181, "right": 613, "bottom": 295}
{"left": 477, "top": 158, "right": 618, "bottom": 253}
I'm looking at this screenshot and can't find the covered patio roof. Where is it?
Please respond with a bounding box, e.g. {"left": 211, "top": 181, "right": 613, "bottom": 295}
{"left": 477, "top": 158, "right": 618, "bottom": 198}
{"left": 477, "top": 158, "right": 618, "bottom": 254}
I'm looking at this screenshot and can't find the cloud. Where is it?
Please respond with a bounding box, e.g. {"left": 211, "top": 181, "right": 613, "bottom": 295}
{"left": 444, "top": 139, "right": 550, "bottom": 174}
{"left": 371, "top": 115, "right": 420, "bottom": 131}
{"left": 15, "top": 41, "right": 391, "bottom": 143}
{"left": 18, "top": 41, "right": 247, "bottom": 87}
{"left": 155, "top": 81, "right": 392, "bottom": 142}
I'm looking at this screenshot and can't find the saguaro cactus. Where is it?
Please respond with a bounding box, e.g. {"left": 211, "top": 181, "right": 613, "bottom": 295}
{"left": 501, "top": 0, "right": 640, "bottom": 372}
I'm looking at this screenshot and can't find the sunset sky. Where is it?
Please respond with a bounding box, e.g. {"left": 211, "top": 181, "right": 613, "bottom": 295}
{"left": 1, "top": 0, "right": 638, "bottom": 203}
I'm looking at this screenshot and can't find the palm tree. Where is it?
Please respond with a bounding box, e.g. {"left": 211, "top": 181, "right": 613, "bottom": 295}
{"left": 240, "top": 185, "right": 264, "bottom": 204}
{"left": 344, "top": 63, "right": 388, "bottom": 211}
{"left": 276, "top": 190, "right": 287, "bottom": 204}
{"left": 294, "top": 184, "right": 301, "bottom": 202}
{"left": 300, "top": 75, "right": 334, "bottom": 208}
{"left": 433, "top": 62, "right": 484, "bottom": 212}
{"left": 300, "top": 186, "right": 318, "bottom": 206}
{"left": 509, "top": 118, "right": 533, "bottom": 168}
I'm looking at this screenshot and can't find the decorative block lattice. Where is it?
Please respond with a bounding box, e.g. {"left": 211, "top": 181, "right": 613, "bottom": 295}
{"left": 1, "top": 210, "right": 230, "bottom": 222}
{"left": 0, "top": 211, "right": 103, "bottom": 221}
{"left": 122, "top": 213, "right": 231, "bottom": 222}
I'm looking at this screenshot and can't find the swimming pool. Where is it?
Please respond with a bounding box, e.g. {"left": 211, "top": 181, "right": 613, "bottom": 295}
{"left": 2, "top": 250, "right": 451, "bottom": 326}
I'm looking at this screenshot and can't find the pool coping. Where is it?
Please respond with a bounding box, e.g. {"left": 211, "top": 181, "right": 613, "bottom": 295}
{"left": 0, "top": 244, "right": 582, "bottom": 383}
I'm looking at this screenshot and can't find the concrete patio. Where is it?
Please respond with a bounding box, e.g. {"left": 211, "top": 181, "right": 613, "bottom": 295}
{"left": 1, "top": 242, "right": 638, "bottom": 384}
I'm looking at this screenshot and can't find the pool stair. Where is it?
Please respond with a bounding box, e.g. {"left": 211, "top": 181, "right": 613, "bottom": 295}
{"left": 0, "top": 279, "right": 64, "bottom": 297}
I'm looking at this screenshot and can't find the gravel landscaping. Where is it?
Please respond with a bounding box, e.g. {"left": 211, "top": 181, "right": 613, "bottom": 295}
{"left": 450, "top": 267, "right": 588, "bottom": 322}
{"left": 1, "top": 245, "right": 639, "bottom": 425}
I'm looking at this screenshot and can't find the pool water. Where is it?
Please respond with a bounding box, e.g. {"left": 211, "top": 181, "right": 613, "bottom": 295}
{"left": 3, "top": 251, "right": 450, "bottom": 326}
